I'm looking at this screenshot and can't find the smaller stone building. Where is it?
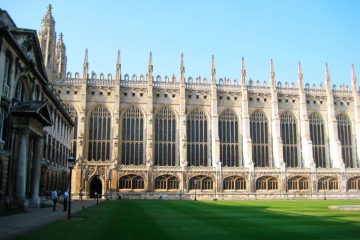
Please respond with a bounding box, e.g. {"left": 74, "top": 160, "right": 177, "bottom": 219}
{"left": 0, "top": 8, "right": 73, "bottom": 208}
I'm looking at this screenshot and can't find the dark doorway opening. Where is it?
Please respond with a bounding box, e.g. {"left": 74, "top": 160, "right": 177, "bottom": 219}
{"left": 90, "top": 177, "right": 102, "bottom": 198}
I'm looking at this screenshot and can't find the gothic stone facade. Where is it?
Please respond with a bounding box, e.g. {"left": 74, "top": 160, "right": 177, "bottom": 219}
{"left": 38, "top": 6, "right": 360, "bottom": 200}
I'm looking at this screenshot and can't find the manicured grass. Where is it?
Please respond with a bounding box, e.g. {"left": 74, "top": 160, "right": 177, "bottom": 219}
{"left": 17, "top": 200, "right": 360, "bottom": 240}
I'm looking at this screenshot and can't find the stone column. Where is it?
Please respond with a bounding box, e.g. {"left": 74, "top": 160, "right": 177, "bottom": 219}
{"left": 16, "top": 132, "right": 29, "bottom": 205}
{"left": 30, "top": 137, "right": 43, "bottom": 207}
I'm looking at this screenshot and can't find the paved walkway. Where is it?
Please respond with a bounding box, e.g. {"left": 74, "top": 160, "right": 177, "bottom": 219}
{"left": 0, "top": 199, "right": 98, "bottom": 240}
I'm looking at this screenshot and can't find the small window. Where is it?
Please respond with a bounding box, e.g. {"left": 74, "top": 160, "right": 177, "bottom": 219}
{"left": 157, "top": 94, "right": 160, "bottom": 97}
{"left": 204, "top": 96, "right": 207, "bottom": 99}
{"left": 334, "top": 102, "right": 337, "bottom": 105}
{"left": 172, "top": 94, "right": 175, "bottom": 98}
{"left": 196, "top": 95, "right": 199, "bottom": 99}
{"left": 227, "top": 96, "right": 230, "bottom": 100}
{"left": 100, "top": 92, "right": 103, "bottom": 95}
{"left": 347, "top": 102, "right": 350, "bottom": 106}
{"left": 91, "top": 91, "right": 95, "bottom": 95}
{"left": 320, "top": 101, "right": 323, "bottom": 104}
{"left": 307, "top": 100, "right": 310, "bottom": 104}
{"left": 132, "top": 93, "right": 135, "bottom": 97}
{"left": 313, "top": 101, "right": 316, "bottom": 104}
{"left": 66, "top": 91, "right": 70, "bottom": 94}
{"left": 58, "top": 90, "right": 61, "bottom": 94}
{"left": 140, "top": 93, "right": 144, "bottom": 97}
{"left": 164, "top": 94, "right": 168, "bottom": 98}
{"left": 234, "top": 97, "right": 237, "bottom": 100}
{"left": 292, "top": 99, "right": 296, "bottom": 103}
{"left": 264, "top": 98, "right": 267, "bottom": 102}
{"left": 249, "top": 97, "right": 253, "bottom": 101}
{"left": 124, "top": 92, "right": 127, "bottom": 96}
{"left": 279, "top": 99, "right": 282, "bottom": 103}
{"left": 256, "top": 97, "right": 260, "bottom": 101}
{"left": 219, "top": 96, "right": 223, "bottom": 100}
{"left": 285, "top": 99, "right": 289, "bottom": 103}
{"left": 107, "top": 92, "right": 111, "bottom": 96}
{"left": 341, "top": 102, "right": 344, "bottom": 105}
{"left": 74, "top": 91, "right": 78, "bottom": 95}
{"left": 188, "top": 95, "right": 192, "bottom": 99}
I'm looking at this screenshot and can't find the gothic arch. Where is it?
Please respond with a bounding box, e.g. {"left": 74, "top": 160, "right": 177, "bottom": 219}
{"left": 256, "top": 176, "right": 278, "bottom": 191}
{"left": 347, "top": 176, "right": 360, "bottom": 191}
{"left": 154, "top": 174, "right": 179, "bottom": 191}
{"left": 223, "top": 176, "right": 246, "bottom": 190}
{"left": 87, "top": 105, "right": 112, "bottom": 161}
{"left": 189, "top": 175, "right": 214, "bottom": 190}
{"left": 309, "top": 112, "right": 327, "bottom": 168}
{"left": 336, "top": 113, "right": 354, "bottom": 168}
{"left": 250, "top": 110, "right": 270, "bottom": 167}
{"left": 186, "top": 108, "right": 209, "bottom": 166}
{"left": 119, "top": 174, "right": 144, "bottom": 190}
{"left": 219, "top": 109, "right": 240, "bottom": 167}
{"left": 154, "top": 107, "right": 177, "bottom": 166}
{"left": 120, "top": 106, "right": 145, "bottom": 165}
{"left": 318, "top": 176, "right": 339, "bottom": 191}
{"left": 287, "top": 176, "right": 310, "bottom": 190}
{"left": 280, "top": 111, "right": 299, "bottom": 167}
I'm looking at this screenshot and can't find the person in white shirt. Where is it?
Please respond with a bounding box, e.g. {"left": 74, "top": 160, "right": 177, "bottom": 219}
{"left": 51, "top": 190, "right": 58, "bottom": 211}
{"left": 63, "top": 191, "right": 69, "bottom": 211}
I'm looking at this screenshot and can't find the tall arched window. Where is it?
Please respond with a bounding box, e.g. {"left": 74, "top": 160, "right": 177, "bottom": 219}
{"left": 280, "top": 112, "right": 299, "bottom": 167}
{"left": 154, "top": 107, "right": 176, "bottom": 166}
{"left": 15, "top": 79, "right": 27, "bottom": 101}
{"left": 187, "top": 109, "right": 208, "bottom": 166}
{"left": 219, "top": 109, "right": 239, "bottom": 167}
{"left": 223, "top": 176, "right": 246, "bottom": 190}
{"left": 66, "top": 105, "right": 78, "bottom": 158}
{"left": 250, "top": 111, "right": 270, "bottom": 167}
{"left": 154, "top": 175, "right": 179, "bottom": 190}
{"left": 88, "top": 105, "right": 111, "bottom": 161}
{"left": 336, "top": 114, "right": 354, "bottom": 168}
{"left": 309, "top": 113, "right": 327, "bottom": 168}
{"left": 121, "top": 106, "right": 144, "bottom": 165}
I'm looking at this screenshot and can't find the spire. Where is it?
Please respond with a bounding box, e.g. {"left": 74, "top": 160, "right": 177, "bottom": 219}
{"left": 180, "top": 53, "right": 185, "bottom": 73}
{"left": 325, "top": 62, "right": 331, "bottom": 91}
{"left": 41, "top": 4, "right": 55, "bottom": 25}
{"left": 270, "top": 59, "right": 276, "bottom": 89}
{"left": 116, "top": 50, "right": 121, "bottom": 80}
{"left": 83, "top": 49, "right": 88, "bottom": 79}
{"left": 55, "top": 32, "right": 67, "bottom": 79}
{"left": 298, "top": 61, "right": 303, "bottom": 92}
{"left": 352, "top": 64, "right": 358, "bottom": 95}
{"left": 148, "top": 51, "right": 153, "bottom": 73}
{"left": 211, "top": 55, "right": 216, "bottom": 84}
{"left": 211, "top": 55, "right": 216, "bottom": 75}
{"left": 241, "top": 57, "right": 246, "bottom": 86}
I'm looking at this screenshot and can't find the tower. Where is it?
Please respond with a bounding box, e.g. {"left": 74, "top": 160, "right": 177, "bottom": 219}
{"left": 38, "top": 4, "right": 56, "bottom": 82}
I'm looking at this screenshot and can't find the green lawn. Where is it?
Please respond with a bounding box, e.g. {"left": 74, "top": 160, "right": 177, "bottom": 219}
{"left": 17, "top": 200, "right": 360, "bottom": 240}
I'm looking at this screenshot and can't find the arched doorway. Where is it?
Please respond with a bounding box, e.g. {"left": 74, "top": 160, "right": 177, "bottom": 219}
{"left": 90, "top": 177, "right": 102, "bottom": 198}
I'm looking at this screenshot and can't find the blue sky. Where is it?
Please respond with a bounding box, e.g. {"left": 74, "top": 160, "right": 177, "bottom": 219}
{"left": 2, "top": 0, "right": 360, "bottom": 86}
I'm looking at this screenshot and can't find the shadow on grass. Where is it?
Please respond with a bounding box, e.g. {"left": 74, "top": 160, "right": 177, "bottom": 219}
{"left": 15, "top": 200, "right": 360, "bottom": 240}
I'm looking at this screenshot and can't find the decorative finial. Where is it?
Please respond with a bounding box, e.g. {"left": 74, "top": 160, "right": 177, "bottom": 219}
{"left": 298, "top": 61, "right": 303, "bottom": 91}
{"left": 117, "top": 50, "right": 121, "bottom": 65}
{"left": 180, "top": 53, "right": 185, "bottom": 73}
{"left": 352, "top": 64, "right": 358, "bottom": 94}
{"left": 149, "top": 51, "right": 153, "bottom": 66}
{"left": 211, "top": 55, "right": 216, "bottom": 75}
{"left": 270, "top": 59, "right": 275, "bottom": 88}
{"left": 241, "top": 57, "right": 246, "bottom": 86}
{"left": 83, "top": 49, "right": 88, "bottom": 67}
{"left": 325, "top": 62, "right": 331, "bottom": 90}
{"left": 47, "top": 4, "right": 52, "bottom": 15}
{"left": 58, "top": 32, "right": 63, "bottom": 41}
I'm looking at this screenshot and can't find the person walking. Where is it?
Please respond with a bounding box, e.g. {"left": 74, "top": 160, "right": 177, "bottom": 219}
{"left": 51, "top": 190, "right": 58, "bottom": 211}
{"left": 63, "top": 190, "right": 69, "bottom": 211}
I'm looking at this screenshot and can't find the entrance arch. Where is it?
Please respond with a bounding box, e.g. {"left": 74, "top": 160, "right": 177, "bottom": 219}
{"left": 90, "top": 177, "right": 102, "bottom": 198}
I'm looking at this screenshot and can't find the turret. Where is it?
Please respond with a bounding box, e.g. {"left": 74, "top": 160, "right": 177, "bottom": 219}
{"left": 352, "top": 64, "right": 358, "bottom": 96}
{"left": 38, "top": 4, "right": 56, "bottom": 82}
{"left": 55, "top": 32, "right": 67, "bottom": 79}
